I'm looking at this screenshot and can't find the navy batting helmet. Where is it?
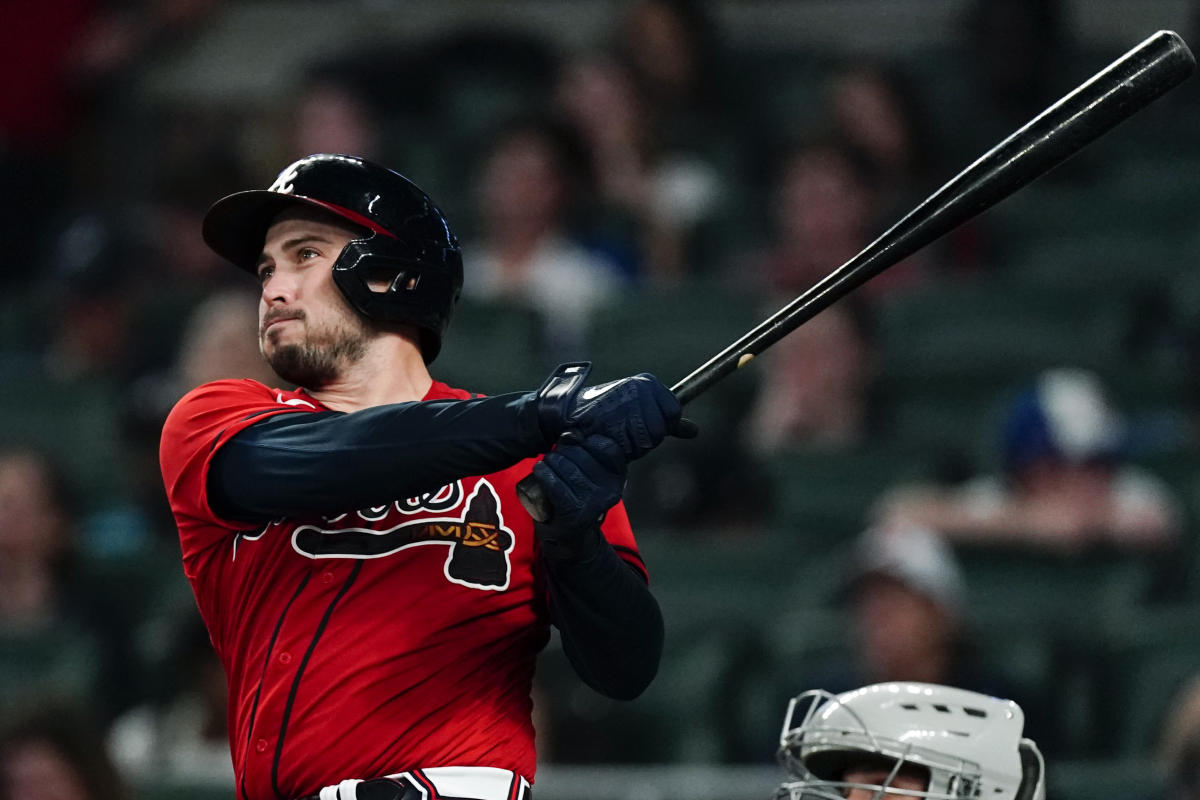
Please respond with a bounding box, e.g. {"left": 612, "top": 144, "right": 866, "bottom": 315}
{"left": 202, "top": 154, "right": 463, "bottom": 363}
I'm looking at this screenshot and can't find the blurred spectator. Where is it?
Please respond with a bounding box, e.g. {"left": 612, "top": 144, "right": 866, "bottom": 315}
{"left": 554, "top": 52, "right": 653, "bottom": 277}
{"left": 0, "top": 449, "right": 75, "bottom": 629}
{"left": 108, "top": 611, "right": 230, "bottom": 782}
{"left": 462, "top": 114, "right": 627, "bottom": 356}
{"left": 573, "top": 0, "right": 739, "bottom": 280}
{"left": 555, "top": 49, "right": 725, "bottom": 282}
{"left": 0, "top": 0, "right": 218, "bottom": 289}
{"left": 826, "top": 62, "right": 935, "bottom": 201}
{"left": 285, "top": 67, "right": 383, "bottom": 163}
{"left": 747, "top": 300, "right": 876, "bottom": 454}
{"left": 0, "top": 702, "right": 127, "bottom": 800}
{"left": 39, "top": 213, "right": 146, "bottom": 383}
{"left": 876, "top": 368, "right": 1181, "bottom": 552}
{"left": 774, "top": 523, "right": 1049, "bottom": 760}
{"left": 122, "top": 289, "right": 278, "bottom": 541}
{"left": 1157, "top": 676, "right": 1200, "bottom": 800}
{"left": 146, "top": 139, "right": 252, "bottom": 297}
{"left": 831, "top": 523, "right": 991, "bottom": 690}
{"left": 172, "top": 290, "right": 279, "bottom": 391}
{"left": 748, "top": 136, "right": 929, "bottom": 303}
{"left": 807, "top": 523, "right": 1046, "bottom": 737}
{"left": 613, "top": 0, "right": 728, "bottom": 148}
{"left": 0, "top": 446, "right": 139, "bottom": 721}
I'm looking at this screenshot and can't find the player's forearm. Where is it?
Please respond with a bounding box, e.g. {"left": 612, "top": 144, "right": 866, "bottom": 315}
{"left": 209, "top": 393, "right": 545, "bottom": 521}
{"left": 542, "top": 530, "right": 664, "bottom": 701}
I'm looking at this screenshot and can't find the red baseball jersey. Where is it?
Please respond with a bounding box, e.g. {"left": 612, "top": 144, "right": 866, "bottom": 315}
{"left": 159, "top": 379, "right": 645, "bottom": 800}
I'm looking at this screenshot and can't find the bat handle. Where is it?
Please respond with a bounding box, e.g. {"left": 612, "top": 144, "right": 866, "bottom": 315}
{"left": 517, "top": 474, "right": 553, "bottom": 523}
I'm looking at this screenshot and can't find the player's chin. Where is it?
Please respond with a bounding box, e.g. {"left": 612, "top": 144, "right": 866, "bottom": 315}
{"left": 267, "top": 344, "right": 340, "bottom": 388}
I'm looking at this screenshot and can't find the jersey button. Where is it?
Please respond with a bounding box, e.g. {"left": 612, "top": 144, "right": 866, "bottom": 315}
{"left": 278, "top": 652, "right": 292, "bottom": 664}
{"left": 255, "top": 738, "right": 268, "bottom": 754}
{"left": 321, "top": 571, "right": 335, "bottom": 584}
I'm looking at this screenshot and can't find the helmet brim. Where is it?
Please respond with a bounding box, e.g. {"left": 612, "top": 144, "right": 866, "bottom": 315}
{"left": 202, "top": 190, "right": 374, "bottom": 272}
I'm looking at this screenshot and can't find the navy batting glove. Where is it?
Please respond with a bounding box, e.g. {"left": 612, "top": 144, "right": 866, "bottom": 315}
{"left": 534, "top": 362, "right": 699, "bottom": 461}
{"left": 531, "top": 433, "right": 628, "bottom": 559}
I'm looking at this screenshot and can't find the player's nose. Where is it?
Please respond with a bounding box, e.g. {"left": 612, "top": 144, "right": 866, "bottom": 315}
{"left": 261, "top": 270, "right": 300, "bottom": 305}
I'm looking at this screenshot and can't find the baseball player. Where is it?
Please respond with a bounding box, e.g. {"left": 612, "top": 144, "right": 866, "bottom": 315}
{"left": 774, "top": 682, "right": 1046, "bottom": 800}
{"left": 158, "top": 154, "right": 695, "bottom": 800}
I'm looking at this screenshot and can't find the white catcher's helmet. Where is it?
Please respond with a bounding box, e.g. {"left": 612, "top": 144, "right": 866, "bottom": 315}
{"left": 775, "top": 683, "right": 1045, "bottom": 800}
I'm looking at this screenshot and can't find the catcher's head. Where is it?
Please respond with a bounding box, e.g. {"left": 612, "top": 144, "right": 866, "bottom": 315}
{"left": 775, "top": 683, "right": 1045, "bottom": 800}
{"left": 202, "top": 154, "right": 462, "bottom": 364}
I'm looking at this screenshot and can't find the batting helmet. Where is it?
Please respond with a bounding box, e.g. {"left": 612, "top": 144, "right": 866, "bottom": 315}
{"left": 202, "top": 153, "right": 463, "bottom": 363}
{"left": 776, "top": 683, "right": 1045, "bottom": 800}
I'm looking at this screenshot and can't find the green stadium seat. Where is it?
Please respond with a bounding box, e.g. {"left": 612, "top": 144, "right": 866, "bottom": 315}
{"left": 875, "top": 281, "right": 1124, "bottom": 386}
{"left": 1046, "top": 758, "right": 1164, "bottom": 800}
{"left": 585, "top": 282, "right": 764, "bottom": 388}
{"left": 763, "top": 445, "right": 935, "bottom": 539}
{"left": 0, "top": 358, "right": 128, "bottom": 508}
{"left": 133, "top": 779, "right": 230, "bottom": 800}
{"left": 951, "top": 545, "right": 1157, "bottom": 631}
{"left": 433, "top": 298, "right": 549, "bottom": 395}
{"left": 1005, "top": 233, "right": 1188, "bottom": 296}
{"left": 534, "top": 622, "right": 760, "bottom": 764}
{"left": 0, "top": 621, "right": 105, "bottom": 717}
{"left": 1096, "top": 603, "right": 1200, "bottom": 758}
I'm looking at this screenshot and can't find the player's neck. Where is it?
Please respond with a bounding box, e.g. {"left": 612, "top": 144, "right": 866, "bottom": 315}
{"left": 307, "top": 338, "right": 433, "bottom": 412}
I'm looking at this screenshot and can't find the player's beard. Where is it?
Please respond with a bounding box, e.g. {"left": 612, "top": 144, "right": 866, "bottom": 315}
{"left": 261, "top": 308, "right": 372, "bottom": 389}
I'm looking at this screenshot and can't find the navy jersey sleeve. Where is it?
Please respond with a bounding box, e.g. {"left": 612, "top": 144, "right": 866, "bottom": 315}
{"left": 208, "top": 392, "right": 545, "bottom": 523}
{"left": 541, "top": 528, "right": 664, "bottom": 700}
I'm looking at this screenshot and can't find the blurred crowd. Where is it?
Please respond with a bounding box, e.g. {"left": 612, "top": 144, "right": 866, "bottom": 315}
{"left": 6, "top": 0, "right": 1200, "bottom": 798}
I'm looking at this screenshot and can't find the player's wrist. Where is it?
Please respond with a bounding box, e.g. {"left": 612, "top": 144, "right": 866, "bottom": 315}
{"left": 535, "top": 520, "right": 607, "bottom": 563}
{"left": 533, "top": 362, "right": 592, "bottom": 445}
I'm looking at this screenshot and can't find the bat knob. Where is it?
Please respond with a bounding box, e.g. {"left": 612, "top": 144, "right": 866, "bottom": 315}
{"left": 516, "top": 474, "right": 553, "bottom": 524}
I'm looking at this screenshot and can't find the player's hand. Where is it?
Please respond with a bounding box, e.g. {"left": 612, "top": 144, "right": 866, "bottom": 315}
{"left": 534, "top": 362, "right": 699, "bottom": 461}
{"left": 531, "top": 433, "right": 627, "bottom": 558}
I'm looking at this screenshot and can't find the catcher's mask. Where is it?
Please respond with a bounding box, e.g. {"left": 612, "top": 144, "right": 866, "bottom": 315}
{"left": 775, "top": 683, "right": 1045, "bottom": 800}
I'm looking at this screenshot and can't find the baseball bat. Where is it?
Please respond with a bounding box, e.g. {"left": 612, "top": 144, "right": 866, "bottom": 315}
{"left": 518, "top": 29, "right": 1195, "bottom": 523}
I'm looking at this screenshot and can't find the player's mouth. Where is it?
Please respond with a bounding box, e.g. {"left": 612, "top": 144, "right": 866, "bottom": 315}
{"left": 262, "top": 313, "right": 303, "bottom": 335}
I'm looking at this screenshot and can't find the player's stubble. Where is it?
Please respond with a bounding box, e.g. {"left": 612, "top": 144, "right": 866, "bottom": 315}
{"left": 260, "top": 302, "right": 373, "bottom": 389}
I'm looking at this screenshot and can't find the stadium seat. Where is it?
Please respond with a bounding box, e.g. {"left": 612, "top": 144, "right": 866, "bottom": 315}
{"left": 0, "top": 357, "right": 128, "bottom": 508}
{"left": 533, "top": 622, "right": 760, "bottom": 764}
{"left": 0, "top": 622, "right": 105, "bottom": 718}
{"left": 951, "top": 545, "right": 1157, "bottom": 631}
{"left": 585, "top": 282, "right": 764, "bottom": 389}
{"left": 1097, "top": 603, "right": 1200, "bottom": 758}
{"left": 1005, "top": 233, "right": 1188, "bottom": 297}
{"left": 763, "top": 444, "right": 935, "bottom": 539}
{"left": 1046, "top": 758, "right": 1164, "bottom": 800}
{"left": 433, "top": 298, "right": 550, "bottom": 395}
{"left": 134, "top": 780, "right": 230, "bottom": 800}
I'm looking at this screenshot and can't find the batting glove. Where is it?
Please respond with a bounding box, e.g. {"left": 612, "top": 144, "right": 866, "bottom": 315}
{"left": 531, "top": 433, "right": 628, "bottom": 559}
{"left": 534, "top": 362, "right": 698, "bottom": 462}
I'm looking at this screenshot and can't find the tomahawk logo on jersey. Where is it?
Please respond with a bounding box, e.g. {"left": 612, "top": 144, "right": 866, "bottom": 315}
{"left": 252, "top": 477, "right": 516, "bottom": 590}
{"left": 159, "top": 378, "right": 645, "bottom": 800}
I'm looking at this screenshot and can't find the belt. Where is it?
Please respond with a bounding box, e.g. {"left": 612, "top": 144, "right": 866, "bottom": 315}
{"left": 300, "top": 766, "right": 532, "bottom": 800}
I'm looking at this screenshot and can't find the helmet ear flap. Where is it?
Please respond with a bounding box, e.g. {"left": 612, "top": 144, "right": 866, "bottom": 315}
{"left": 1015, "top": 740, "right": 1045, "bottom": 800}
{"left": 331, "top": 237, "right": 461, "bottom": 363}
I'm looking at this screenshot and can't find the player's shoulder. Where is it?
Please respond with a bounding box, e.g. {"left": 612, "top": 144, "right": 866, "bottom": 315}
{"left": 164, "top": 379, "right": 320, "bottom": 429}
{"left": 171, "top": 378, "right": 279, "bottom": 413}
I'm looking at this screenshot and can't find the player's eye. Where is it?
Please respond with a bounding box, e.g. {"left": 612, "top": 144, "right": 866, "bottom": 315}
{"left": 298, "top": 247, "right": 321, "bottom": 261}
{"left": 257, "top": 265, "right": 274, "bottom": 284}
